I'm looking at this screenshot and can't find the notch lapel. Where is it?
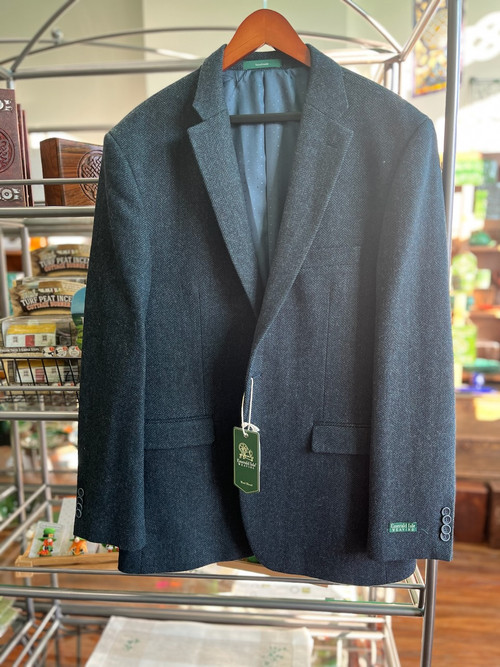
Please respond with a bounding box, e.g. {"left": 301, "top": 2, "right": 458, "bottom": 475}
{"left": 188, "top": 47, "right": 262, "bottom": 315}
{"left": 252, "top": 47, "right": 354, "bottom": 349}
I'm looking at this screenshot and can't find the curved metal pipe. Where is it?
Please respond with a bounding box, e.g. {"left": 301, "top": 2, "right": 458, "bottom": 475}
{"left": 0, "top": 37, "right": 196, "bottom": 62}
{"left": 10, "top": 0, "right": 79, "bottom": 73}
{"left": 340, "top": 0, "right": 402, "bottom": 53}
{"left": 0, "top": 26, "right": 394, "bottom": 68}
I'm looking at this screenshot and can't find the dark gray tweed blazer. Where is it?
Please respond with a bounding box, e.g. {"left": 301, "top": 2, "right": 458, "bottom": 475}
{"left": 75, "top": 44, "right": 455, "bottom": 586}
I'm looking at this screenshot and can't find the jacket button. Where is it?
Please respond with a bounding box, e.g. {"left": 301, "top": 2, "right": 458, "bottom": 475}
{"left": 441, "top": 523, "right": 452, "bottom": 535}
{"left": 77, "top": 488, "right": 84, "bottom": 498}
{"left": 75, "top": 508, "right": 82, "bottom": 519}
{"left": 440, "top": 532, "right": 450, "bottom": 542}
{"left": 441, "top": 507, "right": 451, "bottom": 517}
{"left": 442, "top": 514, "right": 452, "bottom": 525}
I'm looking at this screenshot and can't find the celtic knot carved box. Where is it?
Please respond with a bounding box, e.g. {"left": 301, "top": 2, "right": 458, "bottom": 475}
{"left": 40, "top": 138, "right": 102, "bottom": 206}
{"left": 0, "top": 88, "right": 28, "bottom": 207}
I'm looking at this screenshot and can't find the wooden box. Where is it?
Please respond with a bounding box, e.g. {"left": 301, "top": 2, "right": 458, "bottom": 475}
{"left": 0, "top": 89, "right": 27, "bottom": 207}
{"left": 40, "top": 137, "right": 102, "bottom": 206}
{"left": 454, "top": 479, "right": 489, "bottom": 543}
{"left": 488, "top": 480, "right": 500, "bottom": 548}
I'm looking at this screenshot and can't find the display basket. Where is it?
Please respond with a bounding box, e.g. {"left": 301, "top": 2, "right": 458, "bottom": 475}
{"left": 0, "top": 315, "right": 81, "bottom": 407}
{"left": 0, "top": 347, "right": 81, "bottom": 407}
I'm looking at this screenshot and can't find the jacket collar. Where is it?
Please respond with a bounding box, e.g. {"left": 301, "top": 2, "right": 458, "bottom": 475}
{"left": 192, "top": 44, "right": 349, "bottom": 122}
{"left": 188, "top": 45, "right": 353, "bottom": 337}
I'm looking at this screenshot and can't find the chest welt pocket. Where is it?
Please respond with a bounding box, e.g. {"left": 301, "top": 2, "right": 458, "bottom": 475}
{"left": 311, "top": 422, "right": 370, "bottom": 455}
{"left": 144, "top": 416, "right": 214, "bottom": 450}
{"left": 303, "top": 244, "right": 361, "bottom": 268}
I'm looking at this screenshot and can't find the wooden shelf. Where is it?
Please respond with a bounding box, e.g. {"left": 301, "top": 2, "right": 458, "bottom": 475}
{"left": 470, "top": 310, "right": 500, "bottom": 319}
{"left": 470, "top": 245, "right": 500, "bottom": 253}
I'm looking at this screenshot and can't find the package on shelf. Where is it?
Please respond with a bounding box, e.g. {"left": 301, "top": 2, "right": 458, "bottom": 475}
{"left": 14, "top": 358, "right": 78, "bottom": 385}
{"left": 31, "top": 244, "right": 90, "bottom": 277}
{"left": 10, "top": 277, "right": 86, "bottom": 317}
{"left": 16, "top": 499, "right": 117, "bottom": 569}
{"left": 0, "top": 315, "right": 78, "bottom": 349}
{"left": 86, "top": 617, "right": 313, "bottom": 667}
{"left": 28, "top": 517, "right": 102, "bottom": 559}
{"left": 5, "top": 321, "right": 56, "bottom": 347}
{"left": 0, "top": 315, "right": 80, "bottom": 388}
{"left": 28, "top": 521, "right": 67, "bottom": 558}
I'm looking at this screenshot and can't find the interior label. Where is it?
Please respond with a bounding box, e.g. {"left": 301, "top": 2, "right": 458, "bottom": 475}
{"left": 243, "top": 59, "right": 282, "bottom": 70}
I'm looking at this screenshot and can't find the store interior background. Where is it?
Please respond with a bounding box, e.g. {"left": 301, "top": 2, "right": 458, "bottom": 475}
{"left": 3, "top": 0, "right": 500, "bottom": 237}
{"left": 3, "top": 0, "right": 500, "bottom": 467}
{"left": 1, "top": 0, "right": 500, "bottom": 664}
{"left": 2, "top": 0, "right": 500, "bottom": 152}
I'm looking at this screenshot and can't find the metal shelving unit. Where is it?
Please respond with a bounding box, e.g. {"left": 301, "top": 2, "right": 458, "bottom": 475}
{"left": 0, "top": 1, "right": 461, "bottom": 664}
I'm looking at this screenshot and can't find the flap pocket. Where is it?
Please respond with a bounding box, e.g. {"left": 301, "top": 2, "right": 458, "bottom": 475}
{"left": 144, "top": 416, "right": 214, "bottom": 450}
{"left": 311, "top": 422, "right": 370, "bottom": 455}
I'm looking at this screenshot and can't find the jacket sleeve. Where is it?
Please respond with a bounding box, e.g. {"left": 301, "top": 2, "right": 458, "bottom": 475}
{"left": 74, "top": 131, "right": 151, "bottom": 550}
{"left": 367, "top": 118, "right": 456, "bottom": 562}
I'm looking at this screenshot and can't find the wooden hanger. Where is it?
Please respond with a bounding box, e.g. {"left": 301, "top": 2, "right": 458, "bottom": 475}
{"left": 222, "top": 8, "right": 311, "bottom": 71}
{"left": 224, "top": 9, "right": 310, "bottom": 124}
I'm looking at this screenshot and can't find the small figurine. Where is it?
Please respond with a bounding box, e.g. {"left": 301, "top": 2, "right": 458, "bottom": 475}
{"left": 38, "top": 527, "right": 56, "bottom": 557}
{"left": 70, "top": 536, "right": 88, "bottom": 556}
{"left": 102, "top": 543, "right": 119, "bottom": 553}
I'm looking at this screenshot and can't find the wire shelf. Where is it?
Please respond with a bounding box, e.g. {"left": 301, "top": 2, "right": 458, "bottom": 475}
{"left": 0, "top": 353, "right": 80, "bottom": 407}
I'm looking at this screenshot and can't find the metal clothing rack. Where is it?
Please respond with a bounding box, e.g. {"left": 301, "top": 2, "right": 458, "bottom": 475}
{"left": 0, "top": 1, "right": 461, "bottom": 664}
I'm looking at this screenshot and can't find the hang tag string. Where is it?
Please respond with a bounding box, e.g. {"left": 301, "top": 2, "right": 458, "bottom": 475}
{"left": 241, "top": 377, "right": 260, "bottom": 437}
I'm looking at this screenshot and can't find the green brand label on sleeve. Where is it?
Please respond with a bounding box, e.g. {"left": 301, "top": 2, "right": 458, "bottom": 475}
{"left": 389, "top": 522, "right": 418, "bottom": 533}
{"left": 233, "top": 427, "right": 260, "bottom": 494}
{"left": 242, "top": 59, "right": 282, "bottom": 70}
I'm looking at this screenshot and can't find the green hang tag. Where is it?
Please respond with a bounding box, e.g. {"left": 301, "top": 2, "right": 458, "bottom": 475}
{"left": 233, "top": 427, "right": 260, "bottom": 494}
{"left": 242, "top": 59, "right": 282, "bottom": 70}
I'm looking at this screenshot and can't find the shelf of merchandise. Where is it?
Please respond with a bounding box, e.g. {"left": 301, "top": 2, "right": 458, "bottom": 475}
{"left": 0, "top": 0, "right": 461, "bottom": 663}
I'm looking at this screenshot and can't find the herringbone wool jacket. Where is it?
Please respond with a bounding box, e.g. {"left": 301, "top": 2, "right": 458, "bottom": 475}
{"left": 75, "top": 45, "right": 455, "bottom": 586}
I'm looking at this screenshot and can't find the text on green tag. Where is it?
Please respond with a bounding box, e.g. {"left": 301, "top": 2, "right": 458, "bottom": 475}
{"left": 233, "top": 427, "right": 260, "bottom": 494}
{"left": 243, "top": 59, "right": 282, "bottom": 70}
{"left": 389, "top": 522, "right": 417, "bottom": 533}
